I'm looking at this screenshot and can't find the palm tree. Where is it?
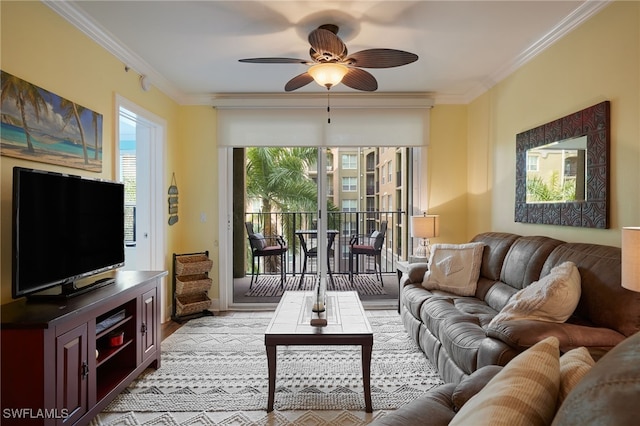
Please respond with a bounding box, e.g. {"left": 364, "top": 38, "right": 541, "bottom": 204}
{"left": 246, "top": 147, "right": 319, "bottom": 225}
{"left": 59, "top": 100, "right": 89, "bottom": 164}
{"left": 526, "top": 171, "right": 576, "bottom": 202}
{"left": 246, "top": 147, "right": 330, "bottom": 273}
{"left": 0, "top": 71, "right": 48, "bottom": 153}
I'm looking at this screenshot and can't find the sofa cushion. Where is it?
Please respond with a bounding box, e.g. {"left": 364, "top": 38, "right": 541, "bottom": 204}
{"left": 402, "top": 283, "right": 433, "bottom": 320}
{"left": 422, "top": 243, "right": 484, "bottom": 296}
{"left": 450, "top": 336, "right": 560, "bottom": 426}
{"left": 558, "top": 347, "right": 594, "bottom": 405}
{"left": 552, "top": 331, "right": 640, "bottom": 425}
{"left": 471, "top": 232, "right": 520, "bottom": 282}
{"left": 489, "top": 261, "right": 581, "bottom": 326}
{"left": 500, "top": 236, "right": 565, "bottom": 291}
{"left": 439, "top": 313, "right": 488, "bottom": 374}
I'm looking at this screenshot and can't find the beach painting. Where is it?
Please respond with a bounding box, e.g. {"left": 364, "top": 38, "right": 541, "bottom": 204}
{"left": 1, "top": 70, "right": 103, "bottom": 172}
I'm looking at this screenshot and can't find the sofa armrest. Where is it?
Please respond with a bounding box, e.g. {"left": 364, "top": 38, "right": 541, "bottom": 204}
{"left": 404, "top": 263, "right": 428, "bottom": 284}
{"left": 369, "top": 383, "right": 457, "bottom": 426}
{"left": 486, "top": 320, "right": 626, "bottom": 354}
{"left": 452, "top": 365, "right": 503, "bottom": 411}
{"left": 369, "top": 366, "right": 504, "bottom": 426}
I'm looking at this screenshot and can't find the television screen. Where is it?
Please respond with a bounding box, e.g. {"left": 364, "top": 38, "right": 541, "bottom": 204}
{"left": 12, "top": 167, "right": 125, "bottom": 298}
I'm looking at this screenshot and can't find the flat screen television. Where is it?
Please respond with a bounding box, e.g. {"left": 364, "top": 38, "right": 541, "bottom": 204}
{"left": 12, "top": 167, "right": 125, "bottom": 299}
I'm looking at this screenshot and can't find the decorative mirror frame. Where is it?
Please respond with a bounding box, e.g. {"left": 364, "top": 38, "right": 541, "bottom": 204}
{"left": 515, "top": 101, "right": 610, "bottom": 228}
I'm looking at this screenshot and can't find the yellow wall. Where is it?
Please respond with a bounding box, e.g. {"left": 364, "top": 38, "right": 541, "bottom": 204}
{"left": 0, "top": 1, "right": 187, "bottom": 306}
{"left": 427, "top": 105, "right": 469, "bottom": 244}
{"left": 171, "top": 106, "right": 219, "bottom": 298}
{"left": 467, "top": 0, "right": 640, "bottom": 245}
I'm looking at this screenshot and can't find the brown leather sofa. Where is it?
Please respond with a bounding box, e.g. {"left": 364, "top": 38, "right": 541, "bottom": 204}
{"left": 400, "top": 232, "right": 640, "bottom": 384}
{"left": 370, "top": 330, "right": 640, "bottom": 425}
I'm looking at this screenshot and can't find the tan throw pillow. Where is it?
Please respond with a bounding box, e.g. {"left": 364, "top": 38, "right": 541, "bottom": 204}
{"left": 558, "top": 347, "right": 594, "bottom": 405}
{"left": 450, "top": 336, "right": 561, "bottom": 426}
{"left": 489, "top": 261, "right": 581, "bottom": 326}
{"left": 422, "top": 242, "right": 484, "bottom": 296}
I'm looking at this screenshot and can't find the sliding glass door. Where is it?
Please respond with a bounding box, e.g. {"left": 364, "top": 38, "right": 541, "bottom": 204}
{"left": 230, "top": 146, "right": 415, "bottom": 306}
{"left": 216, "top": 103, "right": 431, "bottom": 309}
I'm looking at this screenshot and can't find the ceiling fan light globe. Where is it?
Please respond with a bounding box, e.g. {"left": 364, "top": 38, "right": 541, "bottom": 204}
{"left": 308, "top": 63, "right": 348, "bottom": 88}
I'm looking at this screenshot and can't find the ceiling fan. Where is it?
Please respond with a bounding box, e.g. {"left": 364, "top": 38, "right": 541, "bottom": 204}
{"left": 239, "top": 24, "right": 418, "bottom": 92}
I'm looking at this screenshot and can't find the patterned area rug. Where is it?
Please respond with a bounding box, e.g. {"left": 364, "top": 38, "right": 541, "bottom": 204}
{"left": 245, "top": 274, "right": 387, "bottom": 297}
{"left": 92, "top": 311, "right": 442, "bottom": 425}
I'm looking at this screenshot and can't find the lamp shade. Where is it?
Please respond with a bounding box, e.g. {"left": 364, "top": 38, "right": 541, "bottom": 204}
{"left": 622, "top": 227, "right": 640, "bottom": 292}
{"left": 411, "top": 215, "right": 440, "bottom": 239}
{"left": 308, "top": 63, "right": 349, "bottom": 88}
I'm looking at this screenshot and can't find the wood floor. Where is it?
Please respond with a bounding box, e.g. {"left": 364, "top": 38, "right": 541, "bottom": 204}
{"left": 161, "top": 320, "right": 182, "bottom": 340}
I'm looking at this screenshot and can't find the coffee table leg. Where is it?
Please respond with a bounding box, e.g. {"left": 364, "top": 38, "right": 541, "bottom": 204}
{"left": 267, "top": 345, "right": 276, "bottom": 412}
{"left": 362, "top": 344, "right": 373, "bottom": 412}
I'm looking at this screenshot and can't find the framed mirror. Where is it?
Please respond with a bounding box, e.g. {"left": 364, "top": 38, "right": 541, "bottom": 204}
{"left": 515, "top": 101, "right": 610, "bottom": 228}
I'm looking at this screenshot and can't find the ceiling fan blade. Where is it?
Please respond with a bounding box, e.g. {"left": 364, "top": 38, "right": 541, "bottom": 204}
{"left": 284, "top": 72, "right": 314, "bottom": 92}
{"left": 308, "top": 28, "right": 347, "bottom": 61}
{"left": 239, "top": 57, "right": 308, "bottom": 64}
{"left": 341, "top": 68, "right": 378, "bottom": 92}
{"left": 345, "top": 49, "right": 418, "bottom": 68}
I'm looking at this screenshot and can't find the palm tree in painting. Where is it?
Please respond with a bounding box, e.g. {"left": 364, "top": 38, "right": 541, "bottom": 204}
{"left": 0, "top": 71, "right": 48, "bottom": 153}
{"left": 59, "top": 100, "right": 89, "bottom": 164}
{"left": 91, "top": 111, "right": 101, "bottom": 160}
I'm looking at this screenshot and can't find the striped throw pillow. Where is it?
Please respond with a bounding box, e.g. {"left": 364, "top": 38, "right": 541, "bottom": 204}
{"left": 558, "top": 347, "right": 594, "bottom": 405}
{"left": 450, "top": 336, "right": 560, "bottom": 426}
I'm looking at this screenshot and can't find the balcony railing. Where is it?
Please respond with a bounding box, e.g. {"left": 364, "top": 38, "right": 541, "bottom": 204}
{"left": 124, "top": 204, "right": 136, "bottom": 247}
{"left": 244, "top": 210, "right": 408, "bottom": 277}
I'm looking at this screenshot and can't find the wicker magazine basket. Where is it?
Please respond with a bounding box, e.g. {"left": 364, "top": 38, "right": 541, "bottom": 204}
{"left": 176, "top": 274, "right": 212, "bottom": 294}
{"left": 175, "top": 292, "right": 211, "bottom": 316}
{"left": 175, "top": 254, "right": 213, "bottom": 275}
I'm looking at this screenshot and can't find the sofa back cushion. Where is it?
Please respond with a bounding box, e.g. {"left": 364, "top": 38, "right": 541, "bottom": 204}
{"left": 470, "top": 232, "right": 519, "bottom": 281}
{"left": 500, "top": 236, "right": 565, "bottom": 290}
{"left": 482, "top": 235, "right": 564, "bottom": 312}
{"left": 543, "top": 243, "right": 640, "bottom": 337}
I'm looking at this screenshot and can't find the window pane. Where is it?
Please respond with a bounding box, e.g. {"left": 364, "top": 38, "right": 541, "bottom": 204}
{"left": 342, "top": 177, "right": 357, "bottom": 191}
{"left": 341, "top": 154, "right": 357, "bottom": 169}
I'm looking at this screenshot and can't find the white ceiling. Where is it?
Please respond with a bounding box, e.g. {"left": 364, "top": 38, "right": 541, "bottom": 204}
{"left": 47, "top": 1, "right": 609, "bottom": 105}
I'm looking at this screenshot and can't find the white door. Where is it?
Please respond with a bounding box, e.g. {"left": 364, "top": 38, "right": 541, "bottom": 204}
{"left": 117, "top": 96, "right": 167, "bottom": 319}
{"left": 119, "top": 109, "right": 151, "bottom": 270}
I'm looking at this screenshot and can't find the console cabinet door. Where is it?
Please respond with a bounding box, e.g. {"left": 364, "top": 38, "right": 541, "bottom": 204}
{"left": 56, "top": 324, "right": 88, "bottom": 425}
{"left": 140, "top": 287, "right": 158, "bottom": 365}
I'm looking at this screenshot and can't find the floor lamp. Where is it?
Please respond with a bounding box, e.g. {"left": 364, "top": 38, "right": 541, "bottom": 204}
{"left": 411, "top": 214, "right": 440, "bottom": 260}
{"left": 622, "top": 227, "right": 640, "bottom": 292}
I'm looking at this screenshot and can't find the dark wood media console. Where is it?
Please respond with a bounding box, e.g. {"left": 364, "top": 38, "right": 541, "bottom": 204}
{"left": 1, "top": 271, "right": 167, "bottom": 425}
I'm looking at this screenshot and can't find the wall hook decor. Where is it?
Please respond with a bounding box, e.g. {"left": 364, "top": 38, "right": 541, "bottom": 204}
{"left": 168, "top": 173, "right": 179, "bottom": 225}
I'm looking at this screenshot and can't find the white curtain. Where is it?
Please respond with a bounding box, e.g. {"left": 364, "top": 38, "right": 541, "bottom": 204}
{"left": 217, "top": 106, "right": 430, "bottom": 148}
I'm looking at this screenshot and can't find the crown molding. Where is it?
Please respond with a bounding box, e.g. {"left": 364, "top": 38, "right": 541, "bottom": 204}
{"left": 43, "top": 0, "right": 187, "bottom": 104}
{"left": 463, "top": 0, "right": 612, "bottom": 104}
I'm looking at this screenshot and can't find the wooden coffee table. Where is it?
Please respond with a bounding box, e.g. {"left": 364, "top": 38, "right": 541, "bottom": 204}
{"left": 264, "top": 291, "right": 374, "bottom": 412}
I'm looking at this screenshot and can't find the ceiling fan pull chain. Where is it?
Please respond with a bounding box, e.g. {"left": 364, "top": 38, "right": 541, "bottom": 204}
{"left": 327, "top": 89, "right": 331, "bottom": 124}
